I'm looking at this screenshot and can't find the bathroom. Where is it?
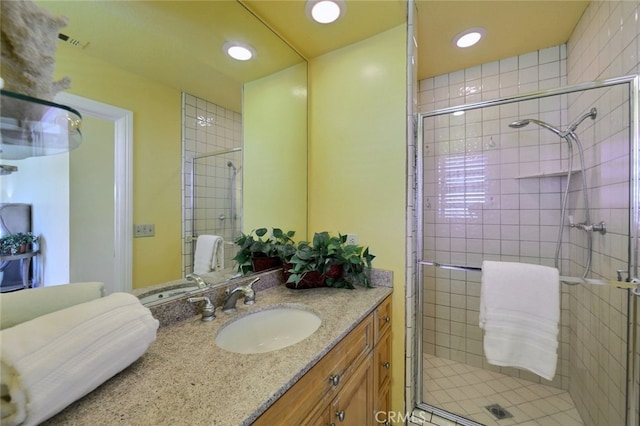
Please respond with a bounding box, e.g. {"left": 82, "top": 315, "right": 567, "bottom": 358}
{"left": 0, "top": 0, "right": 639, "bottom": 425}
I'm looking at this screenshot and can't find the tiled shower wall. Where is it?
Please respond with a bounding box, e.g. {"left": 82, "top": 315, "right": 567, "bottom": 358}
{"left": 565, "top": 1, "right": 640, "bottom": 424}
{"left": 419, "top": 45, "right": 573, "bottom": 391}
{"left": 181, "top": 93, "right": 243, "bottom": 276}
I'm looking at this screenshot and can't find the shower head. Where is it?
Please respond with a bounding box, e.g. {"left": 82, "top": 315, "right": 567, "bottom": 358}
{"left": 227, "top": 161, "right": 236, "bottom": 171}
{"left": 509, "top": 118, "right": 565, "bottom": 137}
{"left": 508, "top": 119, "right": 531, "bottom": 129}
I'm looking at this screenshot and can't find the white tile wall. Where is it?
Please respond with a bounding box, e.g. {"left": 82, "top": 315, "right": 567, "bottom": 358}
{"left": 181, "top": 93, "right": 243, "bottom": 275}
{"left": 565, "top": 1, "right": 640, "bottom": 424}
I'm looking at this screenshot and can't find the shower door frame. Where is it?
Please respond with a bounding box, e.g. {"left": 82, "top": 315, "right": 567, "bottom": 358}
{"left": 188, "top": 146, "right": 243, "bottom": 274}
{"left": 413, "top": 75, "right": 640, "bottom": 425}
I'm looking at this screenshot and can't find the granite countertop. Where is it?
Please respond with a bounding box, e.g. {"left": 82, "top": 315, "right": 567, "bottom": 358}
{"left": 43, "top": 283, "right": 392, "bottom": 425}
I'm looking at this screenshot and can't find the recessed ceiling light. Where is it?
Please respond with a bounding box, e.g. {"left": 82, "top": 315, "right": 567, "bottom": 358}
{"left": 306, "top": 0, "right": 345, "bottom": 24}
{"left": 452, "top": 28, "right": 486, "bottom": 48}
{"left": 223, "top": 41, "right": 255, "bottom": 61}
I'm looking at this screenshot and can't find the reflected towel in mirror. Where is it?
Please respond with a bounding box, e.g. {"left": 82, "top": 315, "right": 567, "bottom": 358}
{"left": 193, "top": 235, "right": 224, "bottom": 274}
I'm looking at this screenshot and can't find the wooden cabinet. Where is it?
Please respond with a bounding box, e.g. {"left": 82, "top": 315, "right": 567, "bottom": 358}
{"left": 253, "top": 295, "right": 392, "bottom": 426}
{"left": 373, "top": 296, "right": 392, "bottom": 425}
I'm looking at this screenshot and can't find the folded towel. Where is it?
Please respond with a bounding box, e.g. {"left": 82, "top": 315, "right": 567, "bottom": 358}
{"left": 0, "top": 282, "right": 105, "bottom": 330}
{"left": 480, "top": 261, "right": 560, "bottom": 380}
{"left": 0, "top": 293, "right": 159, "bottom": 426}
{"left": 193, "top": 235, "right": 224, "bottom": 274}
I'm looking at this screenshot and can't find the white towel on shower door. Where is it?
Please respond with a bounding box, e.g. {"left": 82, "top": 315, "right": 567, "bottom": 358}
{"left": 193, "top": 235, "right": 223, "bottom": 274}
{"left": 479, "top": 260, "right": 560, "bottom": 380}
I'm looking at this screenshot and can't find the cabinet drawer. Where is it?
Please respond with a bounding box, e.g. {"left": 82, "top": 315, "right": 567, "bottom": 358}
{"left": 254, "top": 314, "right": 374, "bottom": 425}
{"left": 374, "top": 295, "right": 392, "bottom": 343}
{"left": 315, "top": 313, "right": 374, "bottom": 407}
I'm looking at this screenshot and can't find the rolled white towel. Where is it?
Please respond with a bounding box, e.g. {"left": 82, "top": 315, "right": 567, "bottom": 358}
{"left": 0, "top": 293, "right": 159, "bottom": 426}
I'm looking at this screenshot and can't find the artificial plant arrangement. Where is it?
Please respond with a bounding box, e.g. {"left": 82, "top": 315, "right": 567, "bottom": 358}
{"left": 285, "top": 231, "right": 375, "bottom": 289}
{"left": 232, "top": 228, "right": 296, "bottom": 275}
{"left": 0, "top": 232, "right": 39, "bottom": 255}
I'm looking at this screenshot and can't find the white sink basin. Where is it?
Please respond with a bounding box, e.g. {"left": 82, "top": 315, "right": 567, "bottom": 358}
{"left": 215, "top": 307, "right": 321, "bottom": 354}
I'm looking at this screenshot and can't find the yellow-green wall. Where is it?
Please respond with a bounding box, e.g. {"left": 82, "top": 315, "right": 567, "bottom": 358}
{"left": 308, "top": 25, "right": 407, "bottom": 413}
{"left": 53, "top": 44, "right": 183, "bottom": 289}
{"left": 243, "top": 62, "right": 308, "bottom": 236}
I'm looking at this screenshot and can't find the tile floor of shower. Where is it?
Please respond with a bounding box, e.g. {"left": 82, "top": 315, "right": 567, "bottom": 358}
{"left": 414, "top": 354, "right": 584, "bottom": 426}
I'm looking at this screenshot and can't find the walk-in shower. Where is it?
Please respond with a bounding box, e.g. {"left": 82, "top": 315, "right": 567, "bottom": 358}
{"left": 415, "top": 76, "right": 639, "bottom": 426}
{"left": 187, "top": 147, "right": 243, "bottom": 275}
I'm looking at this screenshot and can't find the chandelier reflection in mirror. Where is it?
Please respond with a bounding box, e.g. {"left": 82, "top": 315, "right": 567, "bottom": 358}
{"left": 0, "top": 89, "right": 82, "bottom": 160}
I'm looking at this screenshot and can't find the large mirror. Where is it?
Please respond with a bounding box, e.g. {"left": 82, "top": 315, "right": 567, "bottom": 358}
{"left": 0, "top": 1, "right": 308, "bottom": 299}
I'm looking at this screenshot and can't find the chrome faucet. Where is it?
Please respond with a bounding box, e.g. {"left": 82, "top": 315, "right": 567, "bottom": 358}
{"left": 186, "top": 273, "right": 207, "bottom": 289}
{"left": 187, "top": 296, "right": 216, "bottom": 321}
{"left": 222, "top": 277, "right": 260, "bottom": 313}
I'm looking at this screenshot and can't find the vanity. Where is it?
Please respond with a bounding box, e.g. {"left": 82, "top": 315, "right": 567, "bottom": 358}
{"left": 42, "top": 273, "right": 392, "bottom": 425}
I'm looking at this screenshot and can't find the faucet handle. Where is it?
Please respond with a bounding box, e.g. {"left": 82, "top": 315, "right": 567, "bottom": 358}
{"left": 187, "top": 296, "right": 216, "bottom": 321}
{"left": 243, "top": 277, "right": 260, "bottom": 305}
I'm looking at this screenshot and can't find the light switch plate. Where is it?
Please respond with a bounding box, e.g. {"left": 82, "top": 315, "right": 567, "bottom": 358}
{"left": 134, "top": 224, "right": 155, "bottom": 238}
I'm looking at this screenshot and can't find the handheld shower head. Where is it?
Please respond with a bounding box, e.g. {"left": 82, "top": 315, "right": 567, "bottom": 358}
{"left": 510, "top": 118, "right": 565, "bottom": 137}
{"left": 509, "top": 119, "right": 531, "bottom": 129}
{"left": 227, "top": 161, "right": 236, "bottom": 172}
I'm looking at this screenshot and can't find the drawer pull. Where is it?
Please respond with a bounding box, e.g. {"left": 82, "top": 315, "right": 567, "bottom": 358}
{"left": 383, "top": 315, "right": 391, "bottom": 323}
{"left": 336, "top": 410, "right": 346, "bottom": 422}
{"left": 329, "top": 374, "right": 340, "bottom": 386}
{"left": 383, "top": 361, "right": 391, "bottom": 369}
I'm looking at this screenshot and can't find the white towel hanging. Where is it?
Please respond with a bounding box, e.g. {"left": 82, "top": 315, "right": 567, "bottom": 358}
{"left": 480, "top": 260, "right": 560, "bottom": 380}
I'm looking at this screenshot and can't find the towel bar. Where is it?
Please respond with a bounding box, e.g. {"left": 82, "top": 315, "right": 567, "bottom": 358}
{"left": 419, "top": 260, "right": 640, "bottom": 293}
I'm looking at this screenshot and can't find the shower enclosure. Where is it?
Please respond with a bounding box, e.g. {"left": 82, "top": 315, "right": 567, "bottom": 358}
{"left": 415, "top": 76, "right": 639, "bottom": 425}
{"left": 185, "top": 147, "right": 243, "bottom": 275}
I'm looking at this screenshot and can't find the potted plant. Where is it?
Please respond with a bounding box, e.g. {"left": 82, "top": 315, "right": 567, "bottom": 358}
{"left": 232, "top": 228, "right": 296, "bottom": 275}
{"left": 0, "top": 232, "right": 38, "bottom": 255}
{"left": 285, "top": 232, "right": 375, "bottom": 289}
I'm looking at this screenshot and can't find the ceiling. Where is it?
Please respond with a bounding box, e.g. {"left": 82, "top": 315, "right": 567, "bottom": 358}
{"left": 35, "top": 0, "right": 590, "bottom": 110}
{"left": 245, "top": 0, "right": 590, "bottom": 78}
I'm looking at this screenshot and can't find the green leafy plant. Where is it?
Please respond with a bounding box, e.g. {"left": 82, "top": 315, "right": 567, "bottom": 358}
{"left": 0, "top": 232, "right": 38, "bottom": 255}
{"left": 286, "top": 232, "right": 375, "bottom": 289}
{"left": 232, "top": 228, "right": 296, "bottom": 275}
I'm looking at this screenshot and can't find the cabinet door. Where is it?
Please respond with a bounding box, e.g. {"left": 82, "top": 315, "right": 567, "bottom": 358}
{"left": 329, "top": 353, "right": 374, "bottom": 426}
{"left": 375, "top": 384, "right": 391, "bottom": 425}
{"left": 373, "top": 330, "right": 391, "bottom": 424}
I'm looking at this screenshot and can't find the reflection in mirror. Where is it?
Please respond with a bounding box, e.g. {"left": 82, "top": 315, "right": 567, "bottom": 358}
{"left": 182, "top": 99, "right": 244, "bottom": 280}
{"left": 2, "top": 1, "right": 308, "bottom": 300}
